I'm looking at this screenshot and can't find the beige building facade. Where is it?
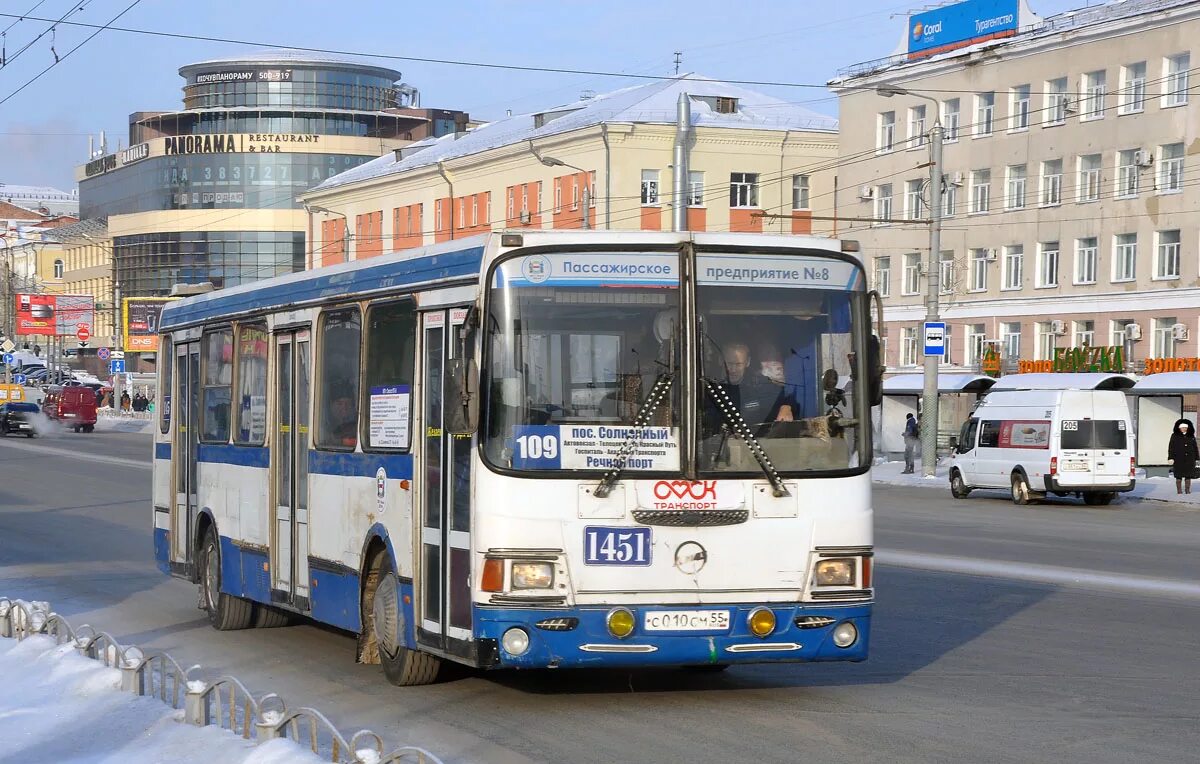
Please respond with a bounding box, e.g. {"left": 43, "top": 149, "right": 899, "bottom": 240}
{"left": 833, "top": 0, "right": 1200, "bottom": 376}
{"left": 301, "top": 76, "right": 840, "bottom": 264}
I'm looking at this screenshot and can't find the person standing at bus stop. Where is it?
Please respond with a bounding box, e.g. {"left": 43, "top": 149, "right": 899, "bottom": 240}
{"left": 902, "top": 412, "right": 919, "bottom": 474}
{"left": 1167, "top": 418, "right": 1198, "bottom": 495}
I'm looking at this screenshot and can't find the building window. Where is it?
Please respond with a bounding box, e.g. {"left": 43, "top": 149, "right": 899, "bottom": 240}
{"left": 1046, "top": 77, "right": 1068, "bottom": 125}
{"left": 687, "top": 171, "right": 704, "bottom": 207}
{"left": 1002, "top": 245, "right": 1023, "bottom": 290}
{"left": 905, "top": 179, "right": 923, "bottom": 218}
{"left": 472, "top": 195, "right": 479, "bottom": 226}
{"left": 1159, "top": 143, "right": 1184, "bottom": 193}
{"left": 902, "top": 253, "right": 921, "bottom": 295}
{"left": 506, "top": 189, "right": 515, "bottom": 221}
{"left": 1164, "top": 53, "right": 1190, "bottom": 107}
{"left": 1010, "top": 85, "right": 1030, "bottom": 130}
{"left": 1117, "top": 149, "right": 1139, "bottom": 197}
{"left": 966, "top": 324, "right": 986, "bottom": 366}
{"left": 908, "top": 105, "right": 927, "bottom": 148}
{"left": 970, "top": 170, "right": 990, "bottom": 214}
{"left": 970, "top": 248, "right": 989, "bottom": 291}
{"left": 1120, "top": 62, "right": 1146, "bottom": 113}
{"left": 942, "top": 181, "right": 956, "bottom": 217}
{"left": 589, "top": 171, "right": 596, "bottom": 208}
{"left": 1075, "top": 237, "right": 1098, "bottom": 284}
{"left": 53, "top": 259, "right": 63, "bottom": 279}
{"left": 729, "top": 172, "right": 759, "bottom": 208}
{"left": 435, "top": 201, "right": 443, "bottom": 232}
{"left": 791, "top": 174, "right": 810, "bottom": 210}
{"left": 875, "top": 183, "right": 893, "bottom": 223}
{"left": 1156, "top": 229, "right": 1181, "bottom": 279}
{"left": 1078, "top": 154, "right": 1101, "bottom": 202}
{"left": 1036, "top": 322, "right": 1057, "bottom": 361}
{"left": 570, "top": 177, "right": 579, "bottom": 211}
{"left": 1005, "top": 165, "right": 1026, "bottom": 209}
{"left": 1002, "top": 322, "right": 1021, "bottom": 361}
{"left": 458, "top": 198, "right": 465, "bottom": 229}
{"left": 878, "top": 111, "right": 896, "bottom": 152}
{"left": 1113, "top": 233, "right": 1137, "bottom": 282}
{"left": 1083, "top": 70, "right": 1106, "bottom": 120}
{"left": 939, "top": 251, "right": 955, "bottom": 294}
{"left": 901, "top": 326, "right": 918, "bottom": 367}
{"left": 874, "top": 256, "right": 891, "bottom": 297}
{"left": 1041, "top": 160, "right": 1063, "bottom": 206}
{"left": 975, "top": 92, "right": 995, "bottom": 136}
{"left": 1038, "top": 242, "right": 1060, "bottom": 288}
{"left": 1154, "top": 317, "right": 1178, "bottom": 358}
{"left": 520, "top": 186, "right": 529, "bottom": 216}
{"left": 1074, "top": 320, "right": 1096, "bottom": 348}
{"left": 553, "top": 179, "right": 563, "bottom": 213}
{"left": 640, "top": 169, "right": 659, "bottom": 205}
{"left": 942, "top": 98, "right": 960, "bottom": 141}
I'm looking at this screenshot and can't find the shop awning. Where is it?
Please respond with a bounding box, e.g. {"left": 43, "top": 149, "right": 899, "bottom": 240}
{"left": 1129, "top": 372, "right": 1200, "bottom": 394}
{"left": 988, "top": 372, "right": 1136, "bottom": 391}
{"left": 882, "top": 373, "right": 997, "bottom": 395}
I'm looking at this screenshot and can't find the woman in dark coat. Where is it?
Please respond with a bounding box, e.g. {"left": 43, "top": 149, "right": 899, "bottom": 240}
{"left": 1167, "top": 418, "right": 1198, "bottom": 494}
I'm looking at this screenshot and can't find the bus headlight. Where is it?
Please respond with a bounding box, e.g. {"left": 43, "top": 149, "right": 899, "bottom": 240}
{"left": 814, "top": 558, "right": 856, "bottom": 587}
{"left": 511, "top": 562, "right": 554, "bottom": 589}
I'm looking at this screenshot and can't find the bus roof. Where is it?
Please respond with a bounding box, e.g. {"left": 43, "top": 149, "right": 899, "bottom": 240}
{"left": 159, "top": 230, "right": 850, "bottom": 331}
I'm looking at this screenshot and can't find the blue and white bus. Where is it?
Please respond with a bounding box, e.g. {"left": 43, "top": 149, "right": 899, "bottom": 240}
{"left": 153, "top": 230, "right": 880, "bottom": 685}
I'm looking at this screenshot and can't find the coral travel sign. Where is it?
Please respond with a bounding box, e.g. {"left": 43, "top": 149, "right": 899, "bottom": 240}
{"left": 908, "top": 0, "right": 1020, "bottom": 60}
{"left": 1018, "top": 346, "right": 1124, "bottom": 374}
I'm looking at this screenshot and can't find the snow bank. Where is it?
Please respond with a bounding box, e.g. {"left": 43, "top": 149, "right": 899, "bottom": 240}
{"left": 0, "top": 635, "right": 326, "bottom": 764}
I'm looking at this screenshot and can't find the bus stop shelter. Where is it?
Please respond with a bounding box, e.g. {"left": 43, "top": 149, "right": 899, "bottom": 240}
{"left": 879, "top": 374, "right": 996, "bottom": 459}
{"left": 987, "top": 372, "right": 1136, "bottom": 391}
{"left": 1128, "top": 372, "right": 1200, "bottom": 475}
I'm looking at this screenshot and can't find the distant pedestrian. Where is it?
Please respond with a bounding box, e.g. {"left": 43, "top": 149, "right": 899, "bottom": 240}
{"left": 902, "top": 412, "right": 920, "bottom": 474}
{"left": 120, "top": 391, "right": 131, "bottom": 412}
{"left": 1167, "top": 418, "right": 1198, "bottom": 495}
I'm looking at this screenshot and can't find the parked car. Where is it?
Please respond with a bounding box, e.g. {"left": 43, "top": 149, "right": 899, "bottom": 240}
{"left": 0, "top": 401, "right": 39, "bottom": 437}
{"left": 42, "top": 385, "right": 98, "bottom": 432}
{"left": 949, "top": 389, "right": 1136, "bottom": 506}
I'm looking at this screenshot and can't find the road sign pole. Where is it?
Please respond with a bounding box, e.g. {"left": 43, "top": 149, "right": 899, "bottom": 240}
{"left": 921, "top": 121, "right": 944, "bottom": 478}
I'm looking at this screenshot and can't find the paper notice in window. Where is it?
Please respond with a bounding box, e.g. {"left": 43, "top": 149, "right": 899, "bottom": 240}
{"left": 369, "top": 385, "right": 410, "bottom": 449}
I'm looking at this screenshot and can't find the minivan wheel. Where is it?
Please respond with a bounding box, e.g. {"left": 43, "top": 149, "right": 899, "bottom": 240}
{"left": 950, "top": 470, "right": 971, "bottom": 499}
{"left": 1010, "top": 473, "right": 1035, "bottom": 505}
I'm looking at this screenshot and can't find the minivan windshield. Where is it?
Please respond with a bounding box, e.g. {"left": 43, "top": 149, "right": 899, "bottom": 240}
{"left": 1061, "top": 419, "right": 1128, "bottom": 450}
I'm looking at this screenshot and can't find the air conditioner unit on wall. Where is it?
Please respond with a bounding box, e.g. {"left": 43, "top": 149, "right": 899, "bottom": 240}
{"left": 984, "top": 248, "right": 999, "bottom": 262}
{"left": 1172, "top": 323, "right": 1190, "bottom": 341}
{"left": 859, "top": 185, "right": 875, "bottom": 200}
{"left": 1050, "top": 319, "right": 1066, "bottom": 335}
{"left": 950, "top": 171, "right": 965, "bottom": 186}
{"left": 1126, "top": 323, "right": 1143, "bottom": 341}
{"left": 1134, "top": 149, "right": 1155, "bottom": 167}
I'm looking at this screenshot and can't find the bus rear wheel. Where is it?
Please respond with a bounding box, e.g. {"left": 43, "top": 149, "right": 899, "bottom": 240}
{"left": 198, "top": 526, "right": 254, "bottom": 631}
{"left": 1010, "top": 473, "right": 1037, "bottom": 505}
{"left": 367, "top": 560, "right": 441, "bottom": 686}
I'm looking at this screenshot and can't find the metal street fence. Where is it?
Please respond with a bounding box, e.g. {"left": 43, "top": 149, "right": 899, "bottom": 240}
{"left": 0, "top": 597, "right": 443, "bottom": 764}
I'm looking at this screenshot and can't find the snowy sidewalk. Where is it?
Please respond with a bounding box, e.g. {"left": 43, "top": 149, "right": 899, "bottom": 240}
{"left": 0, "top": 635, "right": 324, "bottom": 764}
{"left": 873, "top": 460, "right": 1200, "bottom": 509}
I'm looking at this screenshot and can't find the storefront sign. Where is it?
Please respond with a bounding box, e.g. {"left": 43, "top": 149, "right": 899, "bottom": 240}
{"left": 123, "top": 297, "right": 178, "bottom": 352}
{"left": 980, "top": 347, "right": 1002, "bottom": 377}
{"left": 194, "top": 68, "right": 292, "bottom": 84}
{"left": 84, "top": 154, "right": 117, "bottom": 177}
{"left": 908, "top": 0, "right": 1019, "bottom": 60}
{"left": 84, "top": 142, "right": 152, "bottom": 177}
{"left": 1018, "top": 345, "right": 1124, "bottom": 374}
{"left": 1143, "top": 357, "right": 1200, "bottom": 374}
{"left": 14, "top": 294, "right": 95, "bottom": 336}
{"left": 119, "top": 142, "right": 149, "bottom": 165}
{"left": 163, "top": 133, "right": 321, "bottom": 156}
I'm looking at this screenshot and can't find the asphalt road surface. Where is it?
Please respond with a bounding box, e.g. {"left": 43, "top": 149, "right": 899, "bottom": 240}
{"left": 1, "top": 429, "right": 1197, "bottom": 763}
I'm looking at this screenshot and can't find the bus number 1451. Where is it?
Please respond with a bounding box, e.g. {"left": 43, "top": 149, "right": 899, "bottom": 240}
{"left": 584, "top": 526, "right": 652, "bottom": 566}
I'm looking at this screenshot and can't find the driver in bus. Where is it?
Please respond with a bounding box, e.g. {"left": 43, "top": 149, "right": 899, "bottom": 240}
{"left": 719, "top": 343, "right": 794, "bottom": 430}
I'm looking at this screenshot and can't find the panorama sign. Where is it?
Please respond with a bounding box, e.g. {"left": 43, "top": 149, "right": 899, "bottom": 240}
{"left": 908, "top": 0, "right": 1020, "bottom": 59}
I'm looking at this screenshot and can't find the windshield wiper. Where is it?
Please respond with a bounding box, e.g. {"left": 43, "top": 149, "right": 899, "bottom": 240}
{"left": 593, "top": 371, "right": 674, "bottom": 498}
{"left": 701, "top": 377, "right": 790, "bottom": 498}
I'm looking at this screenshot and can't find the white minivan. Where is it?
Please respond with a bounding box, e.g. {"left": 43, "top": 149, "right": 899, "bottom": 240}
{"left": 949, "top": 389, "right": 1135, "bottom": 505}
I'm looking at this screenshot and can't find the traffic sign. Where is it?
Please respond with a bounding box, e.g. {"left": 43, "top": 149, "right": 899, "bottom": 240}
{"left": 97, "top": 347, "right": 111, "bottom": 361}
{"left": 0, "top": 339, "right": 13, "bottom": 353}
{"left": 13, "top": 374, "right": 26, "bottom": 385}
{"left": 76, "top": 325, "right": 91, "bottom": 342}
{"left": 924, "top": 321, "right": 947, "bottom": 357}
{"left": 2, "top": 353, "right": 12, "bottom": 366}
{"left": 110, "top": 359, "right": 126, "bottom": 374}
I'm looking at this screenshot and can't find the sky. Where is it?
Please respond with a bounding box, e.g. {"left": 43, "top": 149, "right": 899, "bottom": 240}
{"left": 0, "top": 0, "right": 1093, "bottom": 192}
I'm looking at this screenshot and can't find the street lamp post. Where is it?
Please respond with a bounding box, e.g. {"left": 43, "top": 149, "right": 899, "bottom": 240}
{"left": 538, "top": 156, "right": 591, "bottom": 229}
{"left": 879, "top": 84, "right": 944, "bottom": 477}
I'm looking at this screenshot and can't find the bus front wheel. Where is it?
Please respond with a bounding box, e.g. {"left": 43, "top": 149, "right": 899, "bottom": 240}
{"left": 368, "top": 560, "right": 441, "bottom": 686}
{"left": 199, "top": 526, "right": 254, "bottom": 631}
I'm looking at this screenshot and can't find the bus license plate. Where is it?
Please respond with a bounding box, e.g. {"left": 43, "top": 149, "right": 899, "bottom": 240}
{"left": 584, "top": 526, "right": 652, "bottom": 566}
{"left": 644, "top": 610, "right": 731, "bottom": 632}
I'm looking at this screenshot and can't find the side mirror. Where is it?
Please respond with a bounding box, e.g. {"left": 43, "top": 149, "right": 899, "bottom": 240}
{"left": 948, "top": 435, "right": 959, "bottom": 452}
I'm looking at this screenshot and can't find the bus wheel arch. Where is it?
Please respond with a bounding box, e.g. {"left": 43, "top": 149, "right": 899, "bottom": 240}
{"left": 358, "top": 531, "right": 441, "bottom": 686}
{"left": 193, "top": 510, "right": 217, "bottom": 584}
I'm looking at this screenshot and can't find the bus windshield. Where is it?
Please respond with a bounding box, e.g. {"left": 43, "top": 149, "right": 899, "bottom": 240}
{"left": 485, "top": 252, "right": 681, "bottom": 473}
{"left": 696, "top": 253, "right": 866, "bottom": 474}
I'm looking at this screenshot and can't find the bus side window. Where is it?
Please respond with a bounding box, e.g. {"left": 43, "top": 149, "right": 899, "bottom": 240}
{"left": 317, "top": 308, "right": 362, "bottom": 450}
{"left": 160, "top": 336, "right": 172, "bottom": 434}
{"left": 363, "top": 300, "right": 415, "bottom": 450}
{"left": 200, "top": 329, "right": 233, "bottom": 443}
{"left": 978, "top": 420, "right": 1001, "bottom": 448}
{"left": 234, "top": 324, "right": 268, "bottom": 446}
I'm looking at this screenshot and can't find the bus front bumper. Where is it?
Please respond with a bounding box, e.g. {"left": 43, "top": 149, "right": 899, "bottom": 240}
{"left": 474, "top": 602, "right": 871, "bottom": 669}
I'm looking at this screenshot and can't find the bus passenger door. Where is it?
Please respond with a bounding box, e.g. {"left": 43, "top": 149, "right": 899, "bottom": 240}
{"left": 272, "top": 330, "right": 312, "bottom": 610}
{"left": 172, "top": 342, "right": 200, "bottom": 569}
{"left": 417, "top": 308, "right": 474, "bottom": 653}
